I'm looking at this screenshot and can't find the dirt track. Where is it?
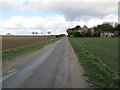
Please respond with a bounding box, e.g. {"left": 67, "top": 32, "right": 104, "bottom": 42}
{"left": 2, "top": 36, "right": 88, "bottom": 88}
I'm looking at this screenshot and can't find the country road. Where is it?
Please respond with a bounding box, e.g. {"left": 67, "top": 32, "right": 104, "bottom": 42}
{"left": 2, "top": 36, "right": 88, "bottom": 88}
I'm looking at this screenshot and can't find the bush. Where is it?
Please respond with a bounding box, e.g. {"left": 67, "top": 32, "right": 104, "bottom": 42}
{"left": 70, "top": 32, "right": 80, "bottom": 37}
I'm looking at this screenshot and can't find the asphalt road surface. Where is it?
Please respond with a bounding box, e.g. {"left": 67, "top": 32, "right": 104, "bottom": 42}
{"left": 2, "top": 36, "right": 87, "bottom": 88}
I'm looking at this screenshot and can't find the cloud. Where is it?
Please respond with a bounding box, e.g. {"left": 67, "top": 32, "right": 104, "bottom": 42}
{"left": 0, "top": 14, "right": 118, "bottom": 35}
{"left": 0, "top": 15, "right": 68, "bottom": 35}
{"left": 0, "top": 1, "right": 118, "bottom": 20}
{"left": 47, "top": 2, "right": 118, "bottom": 20}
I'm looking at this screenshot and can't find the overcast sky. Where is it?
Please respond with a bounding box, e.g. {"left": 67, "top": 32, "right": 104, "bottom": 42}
{"left": 0, "top": 0, "right": 119, "bottom": 35}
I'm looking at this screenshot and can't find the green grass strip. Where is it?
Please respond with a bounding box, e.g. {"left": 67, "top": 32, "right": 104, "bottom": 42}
{"left": 2, "top": 37, "right": 60, "bottom": 61}
{"left": 69, "top": 37, "right": 119, "bottom": 88}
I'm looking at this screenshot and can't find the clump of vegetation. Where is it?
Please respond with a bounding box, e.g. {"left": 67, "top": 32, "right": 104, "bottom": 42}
{"left": 69, "top": 37, "right": 119, "bottom": 88}
{"left": 70, "top": 32, "right": 80, "bottom": 37}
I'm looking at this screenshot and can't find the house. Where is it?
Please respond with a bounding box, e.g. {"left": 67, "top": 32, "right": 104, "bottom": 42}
{"left": 67, "top": 25, "right": 93, "bottom": 37}
{"left": 67, "top": 25, "right": 81, "bottom": 36}
{"left": 100, "top": 31, "right": 114, "bottom": 37}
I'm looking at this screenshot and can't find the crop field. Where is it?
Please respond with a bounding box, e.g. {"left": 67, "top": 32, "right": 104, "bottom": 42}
{"left": 2, "top": 35, "right": 55, "bottom": 50}
{"left": 69, "top": 37, "right": 119, "bottom": 88}
{"left": 72, "top": 37, "right": 118, "bottom": 72}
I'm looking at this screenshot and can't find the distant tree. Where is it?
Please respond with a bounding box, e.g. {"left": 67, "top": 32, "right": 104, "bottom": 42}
{"left": 97, "top": 23, "right": 114, "bottom": 31}
{"left": 41, "top": 32, "right": 43, "bottom": 35}
{"left": 92, "top": 27, "right": 101, "bottom": 37}
{"left": 85, "top": 30, "right": 92, "bottom": 37}
{"left": 35, "top": 32, "right": 38, "bottom": 35}
{"left": 32, "top": 31, "right": 35, "bottom": 35}
{"left": 114, "top": 24, "right": 120, "bottom": 31}
{"left": 6, "top": 33, "right": 12, "bottom": 36}
{"left": 93, "top": 26, "right": 98, "bottom": 31}
{"left": 114, "top": 24, "right": 120, "bottom": 37}
{"left": 83, "top": 25, "right": 88, "bottom": 28}
{"left": 76, "top": 25, "right": 81, "bottom": 30}
{"left": 93, "top": 29, "right": 101, "bottom": 37}
{"left": 48, "top": 31, "right": 51, "bottom": 35}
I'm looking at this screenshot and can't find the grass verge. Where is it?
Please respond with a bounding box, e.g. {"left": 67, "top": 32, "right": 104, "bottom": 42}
{"left": 69, "top": 37, "right": 119, "bottom": 88}
{"left": 2, "top": 37, "right": 60, "bottom": 61}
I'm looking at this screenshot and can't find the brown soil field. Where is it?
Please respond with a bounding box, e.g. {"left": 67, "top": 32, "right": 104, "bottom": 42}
{"left": 2, "top": 35, "right": 55, "bottom": 50}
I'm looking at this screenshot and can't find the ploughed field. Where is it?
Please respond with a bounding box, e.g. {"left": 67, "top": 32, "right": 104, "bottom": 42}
{"left": 2, "top": 35, "right": 55, "bottom": 50}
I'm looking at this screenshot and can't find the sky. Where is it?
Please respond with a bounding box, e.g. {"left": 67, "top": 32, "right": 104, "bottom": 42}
{"left": 0, "top": 0, "right": 119, "bottom": 35}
